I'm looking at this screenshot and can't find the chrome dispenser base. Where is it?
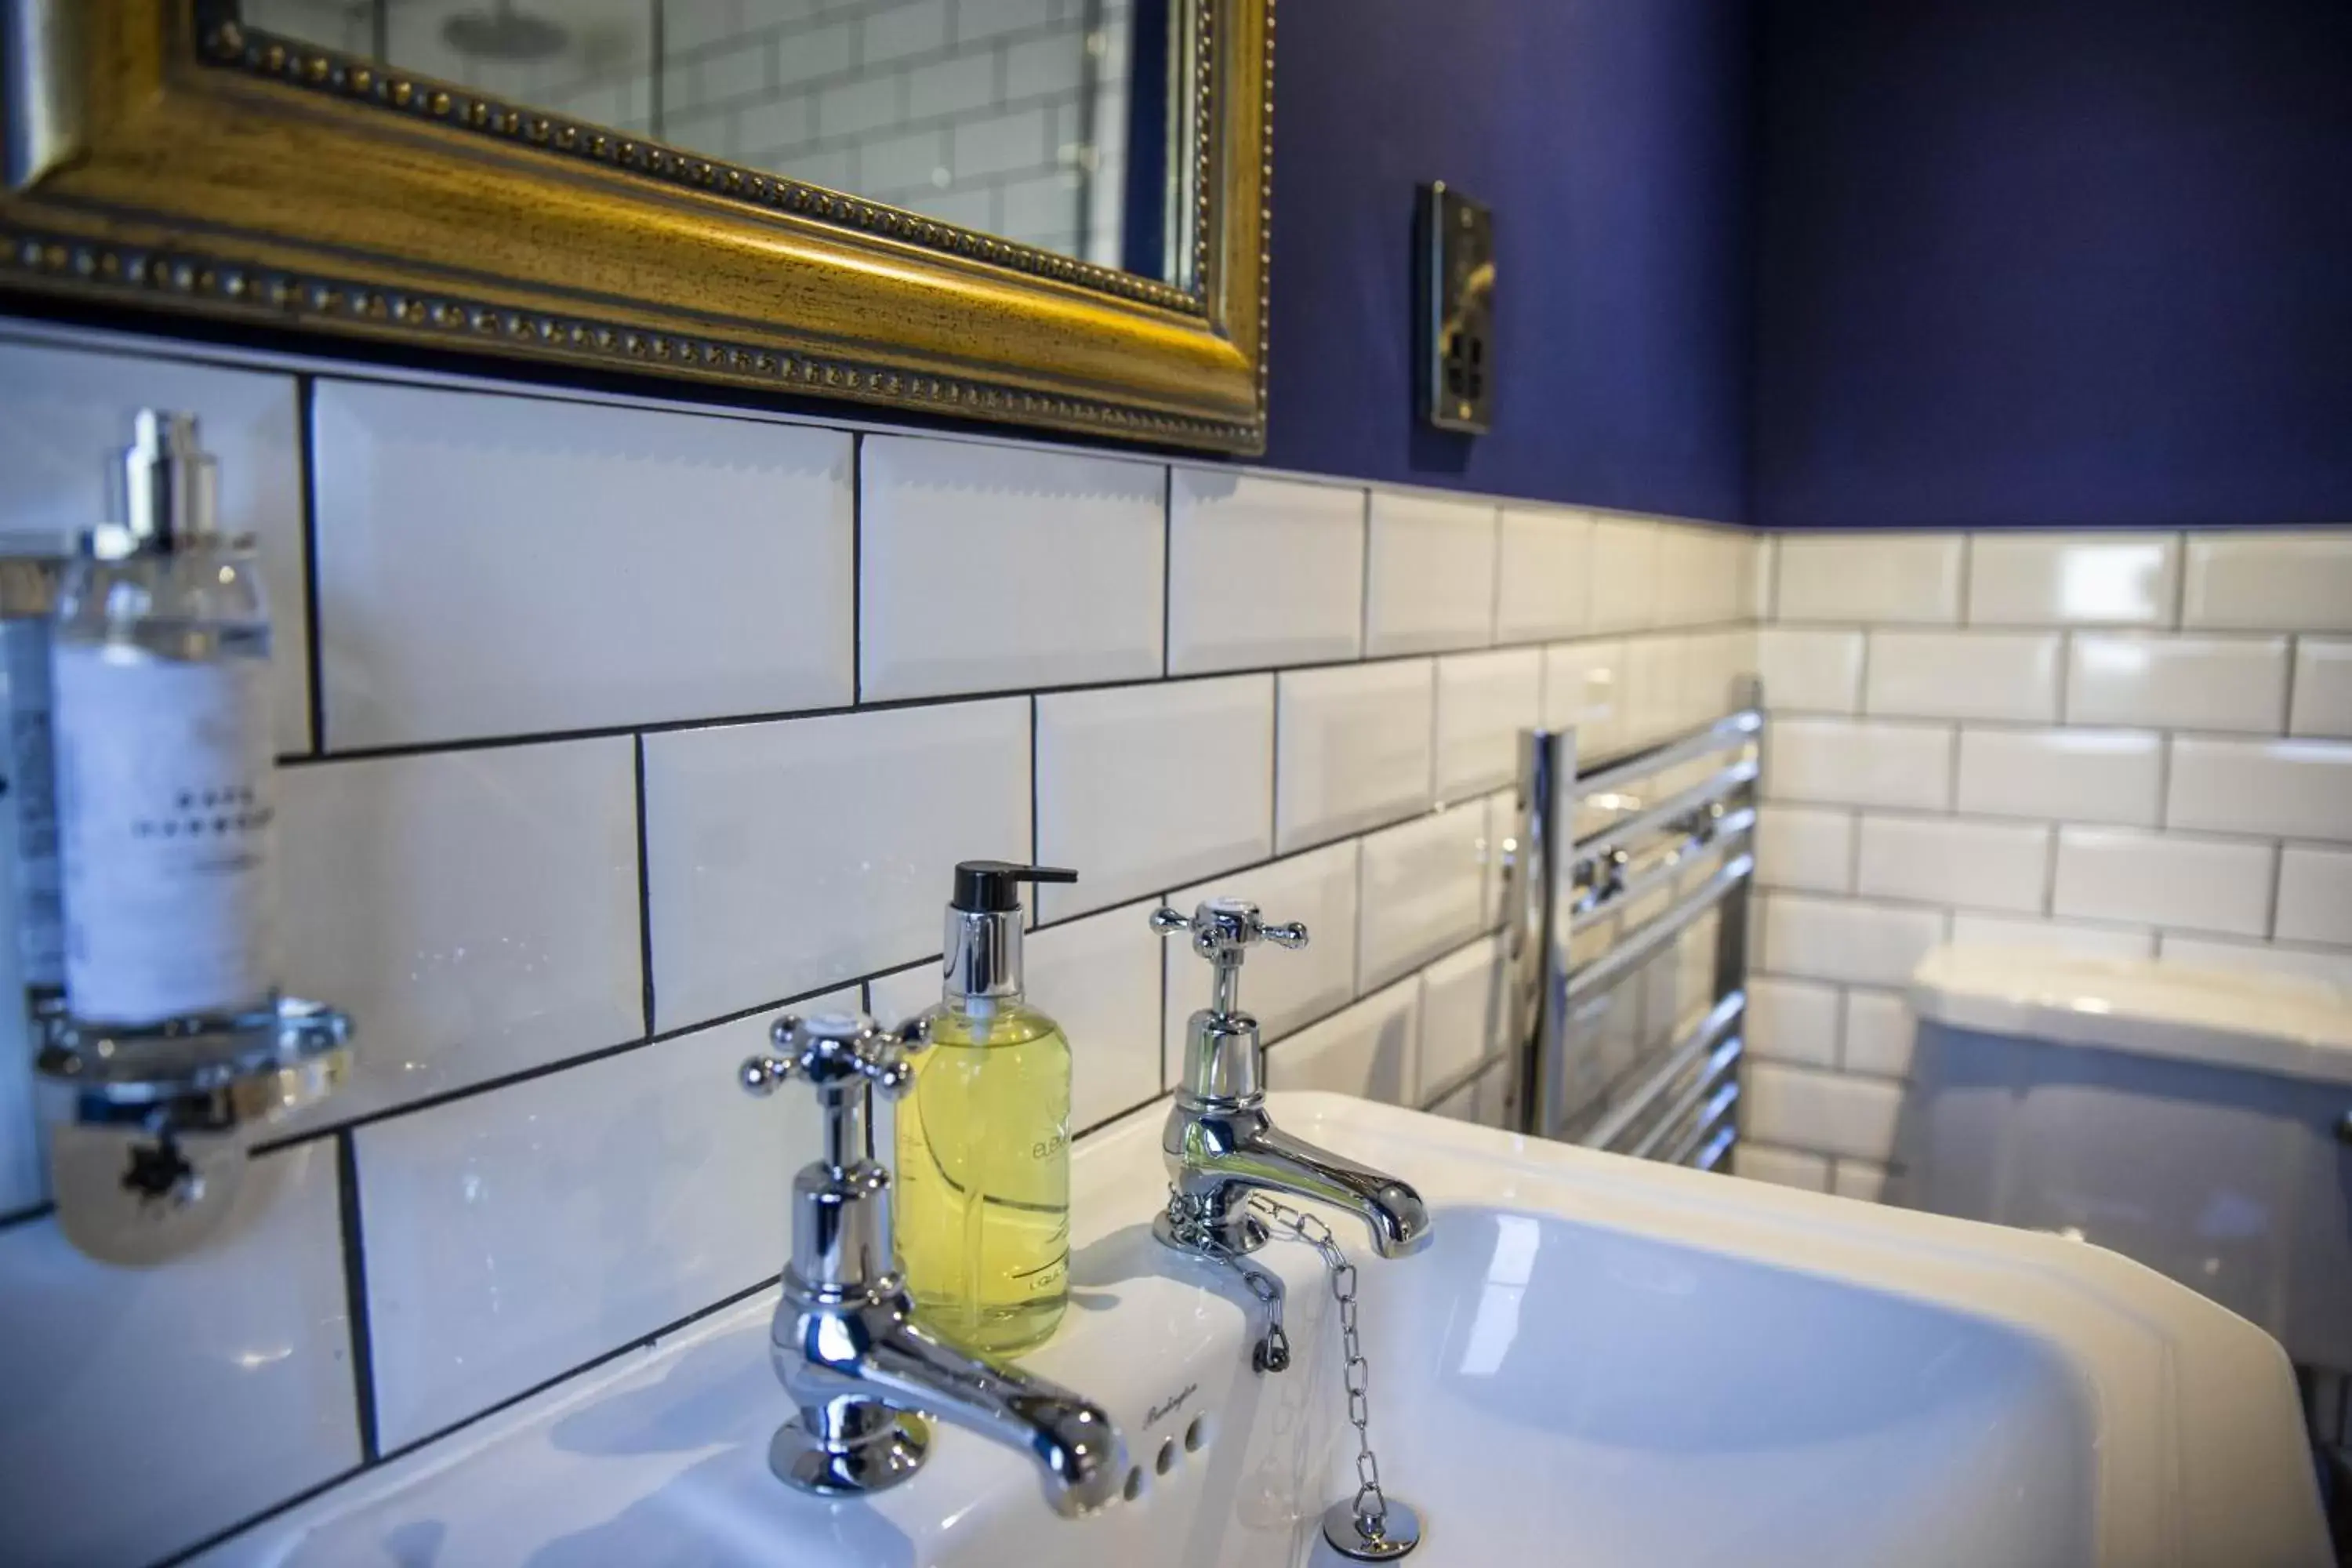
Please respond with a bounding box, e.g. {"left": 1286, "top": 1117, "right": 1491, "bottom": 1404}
{"left": 768, "top": 1406, "right": 931, "bottom": 1497}
{"left": 1321, "top": 1498, "right": 1423, "bottom": 1561}
{"left": 37, "top": 996, "right": 352, "bottom": 1265}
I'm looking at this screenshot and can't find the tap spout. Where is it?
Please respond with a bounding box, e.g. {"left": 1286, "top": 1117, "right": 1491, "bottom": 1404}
{"left": 1163, "top": 1102, "right": 1432, "bottom": 1260}
{"left": 772, "top": 1289, "right": 1124, "bottom": 1519}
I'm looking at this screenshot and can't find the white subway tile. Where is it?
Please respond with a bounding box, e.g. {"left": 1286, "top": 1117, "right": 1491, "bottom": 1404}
{"left": 1731, "top": 1144, "right": 1829, "bottom": 1192}
{"left": 359, "top": 1000, "right": 846, "bottom": 1451}
{"left": 1356, "top": 803, "right": 1486, "bottom": 990}
{"left": 2053, "top": 827, "right": 2274, "bottom": 938}
{"left": 1775, "top": 534, "right": 1963, "bottom": 625}
{"left": 1433, "top": 649, "right": 1541, "bottom": 797}
{"left": 1162, "top": 840, "right": 1359, "bottom": 1073}
{"left": 1740, "top": 536, "right": 1770, "bottom": 621}
{"left": 1655, "top": 527, "right": 1740, "bottom": 629}
{"left": 1167, "top": 470, "right": 1364, "bottom": 674}
{"left": 315, "top": 381, "right": 851, "bottom": 747}
{"left": 1841, "top": 989, "right": 1916, "bottom": 1078}
{"left": 2157, "top": 935, "right": 2352, "bottom": 990}
{"left": 1766, "top": 717, "right": 1954, "bottom": 811}
{"left": 1265, "top": 977, "right": 1418, "bottom": 1105}
{"left": 1756, "top": 627, "right": 1864, "bottom": 713}
{"left": 1587, "top": 517, "right": 1661, "bottom": 632}
{"left": 1955, "top": 728, "right": 2162, "bottom": 826}
{"left": 2166, "top": 736, "right": 2352, "bottom": 840}
{"left": 1759, "top": 893, "right": 1947, "bottom": 986}
{"left": 1417, "top": 934, "right": 1506, "bottom": 1100}
{"left": 1744, "top": 975, "right": 1840, "bottom": 1067}
{"left": 1615, "top": 635, "right": 1689, "bottom": 750}
{"left": 1686, "top": 627, "right": 1759, "bottom": 721}
{"left": 1036, "top": 677, "right": 1272, "bottom": 920}
{"left": 1024, "top": 898, "right": 1166, "bottom": 1131}
{"left": 1364, "top": 492, "right": 1498, "bottom": 655}
{"left": 1865, "top": 630, "right": 2060, "bottom": 721}
{"left": 1966, "top": 533, "right": 2178, "bottom": 627}
{"left": 859, "top": 434, "right": 1163, "bottom": 700}
{"left": 1754, "top": 804, "right": 1855, "bottom": 894}
{"left": 0, "top": 1146, "right": 354, "bottom": 1566}
{"left": 1542, "top": 640, "right": 1624, "bottom": 757}
{"left": 1832, "top": 1161, "right": 1891, "bottom": 1203}
{"left": 2291, "top": 639, "right": 2352, "bottom": 738}
{"left": 2276, "top": 847, "right": 2352, "bottom": 947}
{"left": 642, "top": 699, "right": 1029, "bottom": 1029}
{"left": 1494, "top": 506, "right": 1589, "bottom": 641}
{"left": 1855, "top": 814, "right": 2050, "bottom": 913}
{"left": 1274, "top": 660, "right": 1435, "bottom": 851}
{"left": 1949, "top": 911, "right": 2156, "bottom": 960}
{"left": 277, "top": 740, "right": 644, "bottom": 1119}
{"left": 2183, "top": 532, "right": 2352, "bottom": 633}
{"left": 0, "top": 342, "right": 312, "bottom": 752}
{"left": 2066, "top": 633, "right": 2289, "bottom": 733}
{"left": 1744, "top": 1062, "right": 1902, "bottom": 1162}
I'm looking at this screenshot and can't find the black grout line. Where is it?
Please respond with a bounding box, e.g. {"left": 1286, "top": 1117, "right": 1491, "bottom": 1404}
{"left": 154, "top": 1460, "right": 372, "bottom": 1567}
{"left": 333, "top": 1130, "right": 381, "bottom": 1464}
{"left": 295, "top": 376, "right": 329, "bottom": 755}
{"left": 633, "top": 735, "right": 657, "bottom": 1038}
{"left": 1027, "top": 693, "right": 1040, "bottom": 864}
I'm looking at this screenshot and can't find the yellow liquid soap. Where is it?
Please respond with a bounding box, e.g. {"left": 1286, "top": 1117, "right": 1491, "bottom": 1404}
{"left": 895, "top": 998, "right": 1072, "bottom": 1356}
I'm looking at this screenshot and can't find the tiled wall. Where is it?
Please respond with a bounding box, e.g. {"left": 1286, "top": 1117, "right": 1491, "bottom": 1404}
{"left": 1734, "top": 531, "right": 2352, "bottom": 1199}
{"left": 241, "top": 0, "right": 1129, "bottom": 261}
{"left": 0, "top": 320, "right": 1755, "bottom": 1566}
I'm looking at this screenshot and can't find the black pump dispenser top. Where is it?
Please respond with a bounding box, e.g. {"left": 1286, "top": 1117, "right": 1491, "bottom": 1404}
{"left": 950, "top": 861, "right": 1078, "bottom": 913}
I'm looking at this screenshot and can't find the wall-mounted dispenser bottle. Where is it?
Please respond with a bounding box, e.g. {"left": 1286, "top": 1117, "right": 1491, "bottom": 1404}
{"left": 29, "top": 411, "right": 350, "bottom": 1266}
{"left": 895, "top": 860, "right": 1076, "bottom": 1355}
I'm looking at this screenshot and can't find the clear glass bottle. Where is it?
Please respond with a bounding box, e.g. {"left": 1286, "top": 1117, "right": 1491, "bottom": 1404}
{"left": 895, "top": 861, "right": 1076, "bottom": 1356}
{"left": 51, "top": 411, "right": 278, "bottom": 1027}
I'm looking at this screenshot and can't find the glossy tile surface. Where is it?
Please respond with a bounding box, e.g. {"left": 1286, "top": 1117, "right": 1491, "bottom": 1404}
{"left": 1966, "top": 533, "right": 2178, "bottom": 627}
{"left": 1949, "top": 911, "right": 2156, "bottom": 961}
{"left": 1754, "top": 804, "right": 1857, "bottom": 894}
{"left": 1586, "top": 516, "right": 1662, "bottom": 632}
{"left": 1541, "top": 640, "right": 1624, "bottom": 757}
{"left": 1166, "top": 470, "right": 1364, "bottom": 674}
{"left": 1730, "top": 1144, "right": 1831, "bottom": 1192}
{"left": 1766, "top": 718, "right": 1955, "bottom": 811}
{"left": 1432, "top": 648, "right": 1541, "bottom": 797}
{"left": 0, "top": 1145, "right": 356, "bottom": 1566}
{"left": 2165, "top": 737, "right": 2352, "bottom": 840}
{"left": 1855, "top": 815, "right": 2050, "bottom": 913}
{"left": 314, "top": 380, "right": 852, "bottom": 747}
{"left": 641, "top": 700, "right": 1029, "bottom": 1029}
{"left": 2065, "top": 633, "right": 2289, "bottom": 733}
{"left": 1494, "top": 506, "right": 1590, "bottom": 641}
{"left": 2053, "top": 827, "right": 2274, "bottom": 937}
{"left": 2183, "top": 532, "right": 2352, "bottom": 633}
{"left": 1743, "top": 1062, "right": 1903, "bottom": 1161}
{"left": 1759, "top": 893, "right": 1947, "bottom": 987}
{"left": 1955, "top": 728, "right": 2163, "bottom": 826}
{"left": 356, "top": 1001, "right": 846, "bottom": 1451}
{"left": 1756, "top": 626, "right": 1864, "bottom": 713}
{"left": 1745, "top": 975, "right": 1841, "bottom": 1067}
{"left": 1273, "top": 660, "right": 1435, "bottom": 851}
{"left": 1416, "top": 935, "right": 1505, "bottom": 1098}
{"left": 1356, "top": 804, "right": 1487, "bottom": 990}
{"left": 2292, "top": 640, "right": 2352, "bottom": 738}
{"left": 1363, "top": 492, "right": 1498, "bottom": 655}
{"left": 1025, "top": 899, "right": 1167, "bottom": 1131}
{"left": 1262, "top": 978, "right": 1418, "bottom": 1102}
{"left": 0, "top": 340, "right": 313, "bottom": 753}
{"left": 858, "top": 434, "right": 1163, "bottom": 699}
{"left": 1865, "top": 630, "right": 2060, "bottom": 721}
{"left": 1160, "top": 841, "right": 1360, "bottom": 1069}
{"left": 1034, "top": 676, "right": 1272, "bottom": 920}
{"left": 2276, "top": 848, "right": 2352, "bottom": 948}
{"left": 1775, "top": 534, "right": 1963, "bottom": 625}
{"left": 1839, "top": 989, "right": 1916, "bottom": 1078}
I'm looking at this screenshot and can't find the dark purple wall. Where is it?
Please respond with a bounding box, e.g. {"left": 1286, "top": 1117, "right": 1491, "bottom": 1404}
{"left": 1259, "top": 0, "right": 1756, "bottom": 524}
{"left": 1751, "top": 0, "right": 2352, "bottom": 530}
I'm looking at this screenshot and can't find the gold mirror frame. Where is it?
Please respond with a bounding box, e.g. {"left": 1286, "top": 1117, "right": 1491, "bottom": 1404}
{"left": 0, "top": 0, "right": 1272, "bottom": 452}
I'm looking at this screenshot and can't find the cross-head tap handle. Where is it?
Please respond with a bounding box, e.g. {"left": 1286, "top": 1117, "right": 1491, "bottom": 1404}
{"left": 1149, "top": 898, "right": 1308, "bottom": 1018}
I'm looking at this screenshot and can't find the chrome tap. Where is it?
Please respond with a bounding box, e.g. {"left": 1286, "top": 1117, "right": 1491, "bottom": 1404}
{"left": 1149, "top": 901, "right": 1432, "bottom": 1261}
{"left": 736, "top": 1012, "right": 1123, "bottom": 1517}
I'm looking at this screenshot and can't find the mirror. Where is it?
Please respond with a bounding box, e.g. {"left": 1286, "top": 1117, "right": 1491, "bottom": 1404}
{"left": 238, "top": 0, "right": 1185, "bottom": 285}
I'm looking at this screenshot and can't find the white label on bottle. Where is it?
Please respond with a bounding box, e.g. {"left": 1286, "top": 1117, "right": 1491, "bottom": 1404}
{"left": 2, "top": 619, "right": 63, "bottom": 989}
{"left": 54, "top": 646, "right": 277, "bottom": 1024}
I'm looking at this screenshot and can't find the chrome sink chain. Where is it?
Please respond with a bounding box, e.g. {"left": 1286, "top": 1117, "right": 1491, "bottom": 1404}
{"left": 1249, "top": 1196, "right": 1396, "bottom": 1546}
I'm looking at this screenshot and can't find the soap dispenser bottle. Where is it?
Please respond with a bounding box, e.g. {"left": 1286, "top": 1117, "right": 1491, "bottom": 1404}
{"left": 895, "top": 860, "right": 1077, "bottom": 1356}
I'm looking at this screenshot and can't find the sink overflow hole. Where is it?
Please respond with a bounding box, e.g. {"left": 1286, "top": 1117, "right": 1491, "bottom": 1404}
{"left": 1183, "top": 1414, "right": 1207, "bottom": 1452}
{"left": 1122, "top": 1465, "right": 1143, "bottom": 1503}
{"left": 1154, "top": 1437, "right": 1176, "bottom": 1475}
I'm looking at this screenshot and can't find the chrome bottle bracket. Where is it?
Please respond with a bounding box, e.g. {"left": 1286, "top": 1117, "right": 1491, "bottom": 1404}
{"left": 35, "top": 996, "right": 352, "bottom": 1265}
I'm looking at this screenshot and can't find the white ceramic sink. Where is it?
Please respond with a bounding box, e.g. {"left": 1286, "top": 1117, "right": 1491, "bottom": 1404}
{"left": 206, "top": 1094, "right": 2330, "bottom": 1566}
